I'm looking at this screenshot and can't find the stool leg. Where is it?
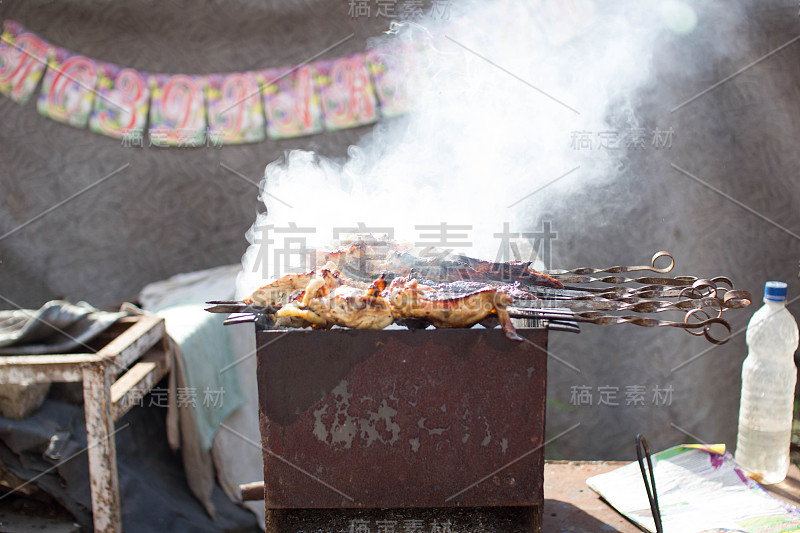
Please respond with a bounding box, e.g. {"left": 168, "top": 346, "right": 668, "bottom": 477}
{"left": 82, "top": 362, "right": 122, "bottom": 533}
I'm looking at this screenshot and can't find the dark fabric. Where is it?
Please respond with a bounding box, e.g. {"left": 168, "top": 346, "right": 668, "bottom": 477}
{"left": 0, "top": 301, "right": 126, "bottom": 355}
{"left": 0, "top": 397, "right": 260, "bottom": 533}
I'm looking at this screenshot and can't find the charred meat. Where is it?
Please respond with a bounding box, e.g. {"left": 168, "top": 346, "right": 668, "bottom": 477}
{"left": 387, "top": 276, "right": 521, "bottom": 341}
{"left": 239, "top": 237, "right": 557, "bottom": 341}
{"left": 309, "top": 236, "right": 562, "bottom": 289}
{"left": 244, "top": 263, "right": 521, "bottom": 340}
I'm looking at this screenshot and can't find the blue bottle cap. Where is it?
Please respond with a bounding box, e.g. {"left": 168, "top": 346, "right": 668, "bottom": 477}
{"left": 764, "top": 281, "right": 788, "bottom": 302}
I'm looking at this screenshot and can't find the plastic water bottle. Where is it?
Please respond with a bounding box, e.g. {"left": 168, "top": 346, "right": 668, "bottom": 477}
{"left": 735, "top": 281, "right": 799, "bottom": 484}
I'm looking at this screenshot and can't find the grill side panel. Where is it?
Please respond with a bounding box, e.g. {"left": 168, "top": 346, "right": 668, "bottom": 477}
{"left": 256, "top": 328, "right": 547, "bottom": 510}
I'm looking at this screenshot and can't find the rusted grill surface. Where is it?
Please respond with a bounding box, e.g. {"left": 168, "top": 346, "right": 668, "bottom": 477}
{"left": 256, "top": 328, "right": 547, "bottom": 514}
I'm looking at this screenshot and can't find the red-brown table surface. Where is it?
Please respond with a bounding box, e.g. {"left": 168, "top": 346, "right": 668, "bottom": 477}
{"left": 544, "top": 461, "right": 800, "bottom": 532}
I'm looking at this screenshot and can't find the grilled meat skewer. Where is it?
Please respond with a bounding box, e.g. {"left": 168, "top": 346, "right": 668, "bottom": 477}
{"left": 242, "top": 262, "right": 522, "bottom": 341}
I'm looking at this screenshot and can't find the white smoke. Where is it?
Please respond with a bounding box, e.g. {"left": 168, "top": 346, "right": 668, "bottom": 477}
{"left": 236, "top": 0, "right": 675, "bottom": 298}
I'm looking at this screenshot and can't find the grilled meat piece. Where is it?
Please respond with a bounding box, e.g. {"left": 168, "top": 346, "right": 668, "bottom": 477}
{"left": 274, "top": 305, "right": 329, "bottom": 327}
{"left": 405, "top": 276, "right": 540, "bottom": 302}
{"left": 312, "top": 235, "right": 407, "bottom": 281}
{"left": 379, "top": 251, "right": 563, "bottom": 289}
{"left": 243, "top": 272, "right": 315, "bottom": 307}
{"left": 307, "top": 285, "right": 394, "bottom": 329}
{"left": 379, "top": 252, "right": 474, "bottom": 281}
{"left": 311, "top": 236, "right": 562, "bottom": 290}
{"left": 273, "top": 272, "right": 393, "bottom": 330}
{"left": 243, "top": 261, "right": 345, "bottom": 307}
{"left": 386, "top": 277, "right": 522, "bottom": 341}
{"left": 452, "top": 255, "right": 563, "bottom": 289}
{"left": 247, "top": 269, "right": 522, "bottom": 340}
{"left": 312, "top": 240, "right": 371, "bottom": 275}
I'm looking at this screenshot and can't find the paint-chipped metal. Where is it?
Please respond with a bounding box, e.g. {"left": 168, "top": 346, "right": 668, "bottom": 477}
{"left": 256, "top": 328, "right": 547, "bottom": 515}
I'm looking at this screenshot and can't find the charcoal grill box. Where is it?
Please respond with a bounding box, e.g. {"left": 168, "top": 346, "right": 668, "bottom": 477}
{"left": 255, "top": 326, "right": 549, "bottom": 532}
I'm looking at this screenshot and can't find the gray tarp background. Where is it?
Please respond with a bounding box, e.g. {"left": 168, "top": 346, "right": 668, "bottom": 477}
{"left": 0, "top": 0, "right": 799, "bottom": 463}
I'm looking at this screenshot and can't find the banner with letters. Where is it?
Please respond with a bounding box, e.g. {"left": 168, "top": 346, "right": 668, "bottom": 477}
{"left": 0, "top": 20, "right": 411, "bottom": 147}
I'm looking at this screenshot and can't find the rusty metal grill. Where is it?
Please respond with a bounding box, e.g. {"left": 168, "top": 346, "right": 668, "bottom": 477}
{"left": 255, "top": 327, "right": 549, "bottom": 532}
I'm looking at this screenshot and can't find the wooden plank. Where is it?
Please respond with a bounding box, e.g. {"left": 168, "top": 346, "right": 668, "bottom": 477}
{"left": 90, "top": 317, "right": 140, "bottom": 339}
{"left": 240, "top": 481, "right": 265, "bottom": 501}
{"left": 82, "top": 362, "right": 122, "bottom": 533}
{"left": 97, "top": 315, "right": 164, "bottom": 371}
{"left": 0, "top": 354, "right": 105, "bottom": 383}
{"left": 110, "top": 346, "right": 171, "bottom": 422}
{"left": 0, "top": 316, "right": 164, "bottom": 383}
{"left": 115, "top": 316, "right": 142, "bottom": 324}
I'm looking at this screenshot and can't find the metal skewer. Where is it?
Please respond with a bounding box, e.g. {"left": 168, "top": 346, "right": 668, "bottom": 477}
{"left": 546, "top": 251, "right": 675, "bottom": 276}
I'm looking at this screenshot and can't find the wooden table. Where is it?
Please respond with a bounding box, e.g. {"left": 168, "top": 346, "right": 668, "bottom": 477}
{"left": 0, "top": 315, "right": 169, "bottom": 533}
{"left": 241, "top": 461, "right": 800, "bottom": 531}
{"left": 543, "top": 461, "right": 800, "bottom": 532}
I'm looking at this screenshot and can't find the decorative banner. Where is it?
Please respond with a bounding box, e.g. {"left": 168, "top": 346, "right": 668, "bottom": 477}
{"left": 313, "top": 53, "right": 378, "bottom": 131}
{"left": 365, "top": 45, "right": 412, "bottom": 118}
{"left": 0, "top": 19, "right": 415, "bottom": 146}
{"left": 89, "top": 63, "right": 149, "bottom": 139}
{"left": 258, "top": 66, "right": 323, "bottom": 140}
{"left": 206, "top": 72, "right": 265, "bottom": 145}
{"left": 0, "top": 21, "right": 51, "bottom": 104}
{"left": 37, "top": 46, "right": 98, "bottom": 127}
{"left": 148, "top": 73, "right": 207, "bottom": 147}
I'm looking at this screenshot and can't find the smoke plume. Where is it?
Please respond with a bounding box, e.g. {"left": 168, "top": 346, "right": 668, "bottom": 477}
{"left": 237, "top": 0, "right": 678, "bottom": 297}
